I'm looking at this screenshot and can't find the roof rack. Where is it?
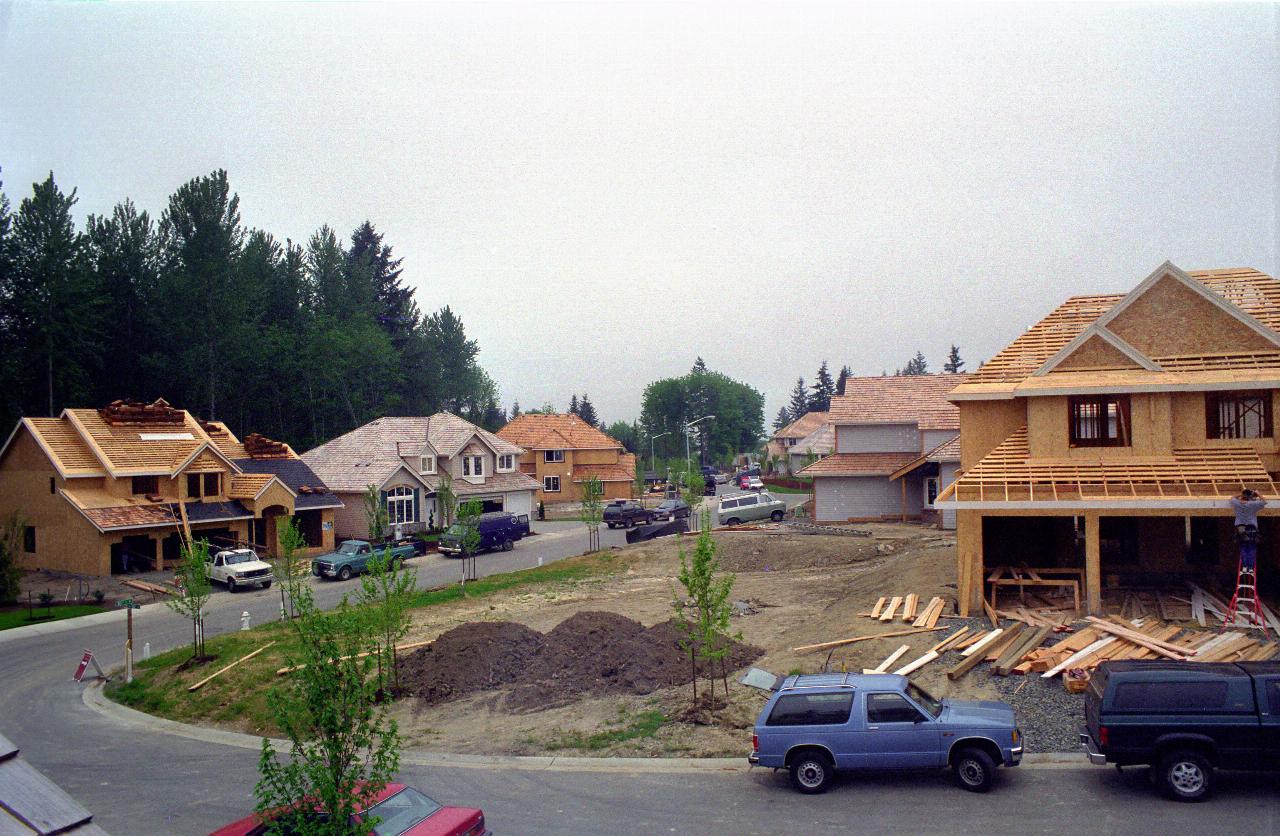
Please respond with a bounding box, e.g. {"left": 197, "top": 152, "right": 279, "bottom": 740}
{"left": 780, "top": 672, "right": 857, "bottom": 691}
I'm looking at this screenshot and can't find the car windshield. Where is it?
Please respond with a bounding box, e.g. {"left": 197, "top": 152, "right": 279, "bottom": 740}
{"left": 907, "top": 683, "right": 943, "bottom": 718}
{"left": 365, "top": 787, "right": 442, "bottom": 835}
{"left": 338, "top": 542, "right": 362, "bottom": 555}
{"left": 225, "top": 552, "right": 253, "bottom": 565}
{"left": 444, "top": 524, "right": 464, "bottom": 537}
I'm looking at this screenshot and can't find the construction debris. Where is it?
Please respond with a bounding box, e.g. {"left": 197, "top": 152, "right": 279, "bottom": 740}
{"left": 792, "top": 626, "right": 947, "bottom": 655}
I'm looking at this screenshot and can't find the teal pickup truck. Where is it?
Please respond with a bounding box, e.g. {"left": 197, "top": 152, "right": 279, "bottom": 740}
{"left": 311, "top": 539, "right": 419, "bottom": 581}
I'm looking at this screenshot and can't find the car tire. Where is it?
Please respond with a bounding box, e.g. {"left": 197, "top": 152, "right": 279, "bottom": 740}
{"left": 953, "top": 747, "right": 997, "bottom": 793}
{"left": 770, "top": 510, "right": 784, "bottom": 522}
{"left": 338, "top": 567, "right": 352, "bottom": 581}
{"left": 502, "top": 538, "right": 513, "bottom": 552}
{"left": 1158, "top": 750, "right": 1213, "bottom": 802}
{"left": 788, "top": 751, "right": 834, "bottom": 794}
{"left": 262, "top": 581, "right": 272, "bottom": 590}
{"left": 726, "top": 518, "right": 741, "bottom": 526}
{"left": 226, "top": 578, "right": 237, "bottom": 593}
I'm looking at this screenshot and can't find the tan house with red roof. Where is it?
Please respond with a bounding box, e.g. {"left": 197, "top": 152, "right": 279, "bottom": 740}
{"left": 939, "top": 263, "right": 1280, "bottom": 616}
{"left": 764, "top": 410, "right": 830, "bottom": 475}
{"left": 497, "top": 413, "right": 636, "bottom": 504}
{"left": 0, "top": 399, "right": 342, "bottom": 576}
{"left": 798, "top": 375, "right": 965, "bottom": 527}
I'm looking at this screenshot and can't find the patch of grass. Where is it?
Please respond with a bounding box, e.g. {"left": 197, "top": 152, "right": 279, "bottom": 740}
{"left": 761, "top": 483, "right": 811, "bottom": 494}
{"left": 0, "top": 604, "right": 108, "bottom": 631}
{"left": 546, "top": 710, "right": 667, "bottom": 751}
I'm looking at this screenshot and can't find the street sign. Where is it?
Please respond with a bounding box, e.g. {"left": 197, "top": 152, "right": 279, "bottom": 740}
{"left": 117, "top": 598, "right": 141, "bottom": 610}
{"left": 73, "top": 650, "right": 96, "bottom": 682}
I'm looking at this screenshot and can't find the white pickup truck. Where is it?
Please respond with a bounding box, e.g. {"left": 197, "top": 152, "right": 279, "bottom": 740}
{"left": 209, "top": 548, "right": 274, "bottom": 592}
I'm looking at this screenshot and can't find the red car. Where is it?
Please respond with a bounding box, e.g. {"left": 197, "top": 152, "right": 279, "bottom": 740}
{"left": 209, "top": 782, "right": 487, "bottom": 836}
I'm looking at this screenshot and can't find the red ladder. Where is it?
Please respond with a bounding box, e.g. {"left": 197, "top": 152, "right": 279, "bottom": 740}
{"left": 1222, "top": 559, "right": 1269, "bottom": 638}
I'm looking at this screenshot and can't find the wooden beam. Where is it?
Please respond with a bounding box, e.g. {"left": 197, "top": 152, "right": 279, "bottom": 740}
{"left": 880, "top": 596, "right": 903, "bottom": 621}
{"left": 1084, "top": 511, "right": 1102, "bottom": 614}
{"left": 189, "top": 641, "right": 276, "bottom": 692}
{"left": 961, "top": 628, "right": 1007, "bottom": 657}
{"left": 792, "top": 626, "right": 947, "bottom": 654}
{"left": 894, "top": 650, "right": 939, "bottom": 676}
{"left": 872, "top": 645, "right": 911, "bottom": 673}
{"left": 946, "top": 629, "right": 1022, "bottom": 680}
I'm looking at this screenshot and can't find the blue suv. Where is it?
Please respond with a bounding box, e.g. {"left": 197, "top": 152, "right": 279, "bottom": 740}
{"left": 750, "top": 673, "right": 1022, "bottom": 794}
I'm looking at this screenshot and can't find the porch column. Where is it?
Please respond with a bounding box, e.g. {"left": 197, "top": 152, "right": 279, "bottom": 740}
{"left": 900, "top": 479, "right": 907, "bottom": 522}
{"left": 957, "top": 510, "right": 983, "bottom": 616}
{"left": 153, "top": 535, "right": 164, "bottom": 572}
{"left": 1084, "top": 511, "right": 1102, "bottom": 614}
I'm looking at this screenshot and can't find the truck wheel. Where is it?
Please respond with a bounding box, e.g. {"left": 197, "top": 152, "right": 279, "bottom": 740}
{"left": 338, "top": 567, "right": 352, "bottom": 581}
{"left": 953, "top": 747, "right": 996, "bottom": 793}
{"left": 770, "top": 510, "right": 784, "bottom": 522}
{"left": 726, "top": 518, "right": 741, "bottom": 526}
{"left": 226, "top": 578, "right": 237, "bottom": 593}
{"left": 262, "top": 581, "right": 272, "bottom": 590}
{"left": 1158, "top": 750, "right": 1213, "bottom": 802}
{"left": 788, "top": 751, "right": 834, "bottom": 794}
{"left": 502, "top": 538, "right": 513, "bottom": 552}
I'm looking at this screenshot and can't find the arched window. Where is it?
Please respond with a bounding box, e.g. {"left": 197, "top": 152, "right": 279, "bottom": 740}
{"left": 386, "top": 486, "right": 417, "bottom": 524}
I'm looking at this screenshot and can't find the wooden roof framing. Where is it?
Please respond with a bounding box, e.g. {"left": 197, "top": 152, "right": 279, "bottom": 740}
{"left": 939, "top": 427, "right": 1279, "bottom": 504}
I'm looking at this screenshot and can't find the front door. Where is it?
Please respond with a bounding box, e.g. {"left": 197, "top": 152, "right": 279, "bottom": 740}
{"left": 861, "top": 692, "right": 941, "bottom": 768}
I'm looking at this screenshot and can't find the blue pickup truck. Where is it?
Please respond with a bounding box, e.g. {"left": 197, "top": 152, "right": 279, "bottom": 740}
{"left": 750, "top": 673, "right": 1022, "bottom": 794}
{"left": 311, "top": 539, "right": 419, "bottom": 581}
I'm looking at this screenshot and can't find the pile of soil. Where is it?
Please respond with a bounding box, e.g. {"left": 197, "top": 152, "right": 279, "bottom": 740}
{"left": 397, "top": 611, "right": 762, "bottom": 713}
{"left": 715, "top": 534, "right": 886, "bottom": 573}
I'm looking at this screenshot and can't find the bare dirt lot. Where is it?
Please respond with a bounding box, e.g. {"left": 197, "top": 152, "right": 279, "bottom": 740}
{"left": 384, "top": 523, "right": 1003, "bottom": 758}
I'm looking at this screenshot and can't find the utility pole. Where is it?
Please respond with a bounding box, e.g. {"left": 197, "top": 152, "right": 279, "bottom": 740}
{"left": 650, "top": 431, "right": 671, "bottom": 475}
{"left": 684, "top": 415, "right": 715, "bottom": 470}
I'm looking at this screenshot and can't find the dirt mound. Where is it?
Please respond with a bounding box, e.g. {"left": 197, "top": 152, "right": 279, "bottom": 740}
{"left": 398, "top": 621, "right": 544, "bottom": 705}
{"left": 716, "top": 533, "right": 885, "bottom": 572}
{"left": 398, "top": 610, "right": 762, "bottom": 713}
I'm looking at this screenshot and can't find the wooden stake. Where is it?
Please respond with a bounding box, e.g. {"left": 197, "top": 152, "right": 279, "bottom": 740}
{"left": 189, "top": 641, "right": 276, "bottom": 692}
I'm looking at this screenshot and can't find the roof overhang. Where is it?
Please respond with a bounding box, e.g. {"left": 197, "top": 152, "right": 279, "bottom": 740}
{"left": 936, "top": 498, "right": 1241, "bottom": 510}
{"left": 171, "top": 440, "right": 242, "bottom": 478}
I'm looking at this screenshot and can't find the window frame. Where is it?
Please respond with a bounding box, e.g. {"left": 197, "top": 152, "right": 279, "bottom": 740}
{"left": 419, "top": 455, "right": 436, "bottom": 475}
{"left": 544, "top": 449, "right": 565, "bottom": 463}
{"left": 1068, "top": 395, "right": 1131, "bottom": 448}
{"left": 471, "top": 455, "right": 483, "bottom": 477}
{"left": 131, "top": 475, "right": 159, "bottom": 495}
{"left": 544, "top": 475, "right": 561, "bottom": 493}
{"left": 925, "top": 477, "right": 939, "bottom": 507}
{"left": 385, "top": 486, "right": 417, "bottom": 525}
{"left": 186, "top": 473, "right": 201, "bottom": 499}
{"left": 865, "top": 692, "right": 928, "bottom": 725}
{"left": 1206, "top": 391, "right": 1273, "bottom": 440}
{"left": 203, "top": 472, "right": 220, "bottom": 497}
{"left": 765, "top": 692, "right": 855, "bottom": 727}
{"left": 23, "top": 525, "right": 35, "bottom": 553}
{"left": 497, "top": 453, "right": 514, "bottom": 472}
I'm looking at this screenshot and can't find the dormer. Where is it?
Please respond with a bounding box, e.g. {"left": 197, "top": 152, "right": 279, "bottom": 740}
{"left": 396, "top": 439, "right": 439, "bottom": 477}
{"left": 459, "top": 441, "right": 487, "bottom": 484}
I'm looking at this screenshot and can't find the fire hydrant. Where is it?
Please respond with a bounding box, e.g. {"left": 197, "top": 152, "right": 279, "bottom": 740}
{"left": 241, "top": 611, "right": 251, "bottom": 631}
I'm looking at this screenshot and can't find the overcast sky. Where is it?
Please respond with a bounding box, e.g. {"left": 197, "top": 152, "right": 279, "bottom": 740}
{"left": 2, "top": 2, "right": 1277, "bottom": 424}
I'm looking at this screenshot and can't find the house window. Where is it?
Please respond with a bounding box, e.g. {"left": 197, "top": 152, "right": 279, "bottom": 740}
{"left": 385, "top": 486, "right": 417, "bottom": 524}
{"left": 545, "top": 450, "right": 565, "bottom": 463}
{"left": 131, "top": 475, "right": 159, "bottom": 495}
{"left": 544, "top": 476, "right": 561, "bottom": 493}
{"left": 23, "top": 526, "right": 35, "bottom": 553}
{"left": 463, "top": 456, "right": 484, "bottom": 477}
{"left": 1069, "top": 395, "right": 1130, "bottom": 447}
{"left": 203, "top": 473, "right": 220, "bottom": 497}
{"left": 186, "top": 473, "right": 201, "bottom": 498}
{"left": 420, "top": 455, "right": 436, "bottom": 474}
{"left": 925, "top": 477, "right": 939, "bottom": 507}
{"left": 497, "top": 454, "right": 514, "bottom": 472}
{"left": 1207, "top": 391, "right": 1272, "bottom": 439}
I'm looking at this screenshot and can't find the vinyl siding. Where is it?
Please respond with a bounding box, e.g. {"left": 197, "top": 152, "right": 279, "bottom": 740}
{"left": 937, "top": 462, "right": 957, "bottom": 530}
{"left": 836, "top": 424, "right": 920, "bottom": 454}
{"left": 814, "top": 475, "right": 923, "bottom": 521}
{"left": 922, "top": 429, "right": 957, "bottom": 453}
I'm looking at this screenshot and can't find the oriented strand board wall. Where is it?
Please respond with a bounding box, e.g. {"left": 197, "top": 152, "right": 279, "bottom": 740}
{"left": 1170, "top": 389, "right": 1280, "bottom": 470}
{"left": 1051, "top": 334, "right": 1142, "bottom": 371}
{"left": 958, "top": 399, "right": 1025, "bottom": 469}
{"left": 1026, "top": 393, "right": 1172, "bottom": 457}
{"left": 1107, "top": 273, "right": 1277, "bottom": 356}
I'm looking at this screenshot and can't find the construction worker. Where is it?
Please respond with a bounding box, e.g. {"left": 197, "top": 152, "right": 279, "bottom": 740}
{"left": 1230, "top": 489, "right": 1267, "bottom": 570}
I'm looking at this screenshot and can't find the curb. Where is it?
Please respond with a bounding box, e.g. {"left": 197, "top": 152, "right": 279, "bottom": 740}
{"left": 83, "top": 682, "right": 1087, "bottom": 773}
{"left": 0, "top": 607, "right": 129, "bottom": 645}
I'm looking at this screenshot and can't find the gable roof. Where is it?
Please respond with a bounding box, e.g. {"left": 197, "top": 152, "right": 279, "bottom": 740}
{"left": 772, "top": 410, "right": 828, "bottom": 441}
{"left": 792, "top": 423, "right": 834, "bottom": 456}
{"left": 954, "top": 265, "right": 1280, "bottom": 398}
{"left": 301, "top": 412, "right": 523, "bottom": 493}
{"left": 827, "top": 374, "right": 966, "bottom": 431}
{"left": 234, "top": 456, "right": 344, "bottom": 510}
{"left": 497, "top": 413, "right": 625, "bottom": 450}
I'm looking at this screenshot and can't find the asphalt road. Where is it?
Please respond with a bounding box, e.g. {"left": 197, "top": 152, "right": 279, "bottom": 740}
{"left": 2, "top": 500, "right": 1275, "bottom": 834}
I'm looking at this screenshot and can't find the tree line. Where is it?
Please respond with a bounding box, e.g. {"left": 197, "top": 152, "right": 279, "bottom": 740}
{"left": 0, "top": 168, "right": 503, "bottom": 452}
{"left": 774, "top": 348, "right": 966, "bottom": 431}
{"left": 639, "top": 358, "right": 765, "bottom": 467}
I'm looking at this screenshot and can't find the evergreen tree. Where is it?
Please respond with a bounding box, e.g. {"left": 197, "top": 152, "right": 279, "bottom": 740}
{"left": 577, "top": 394, "right": 598, "bottom": 426}
{"left": 568, "top": 394, "right": 579, "bottom": 416}
{"left": 85, "top": 199, "right": 159, "bottom": 402}
{"left": 347, "top": 220, "right": 415, "bottom": 333}
{"left": 787, "top": 377, "right": 809, "bottom": 420}
{"left": 836, "top": 364, "right": 851, "bottom": 396}
{"left": 8, "top": 173, "right": 100, "bottom": 416}
{"left": 305, "top": 225, "right": 347, "bottom": 320}
{"left": 900, "top": 351, "right": 929, "bottom": 376}
{"left": 772, "top": 406, "right": 792, "bottom": 431}
{"left": 809, "top": 360, "right": 835, "bottom": 412}
{"left": 510, "top": 399, "right": 521, "bottom": 418}
{"left": 943, "top": 344, "right": 965, "bottom": 374}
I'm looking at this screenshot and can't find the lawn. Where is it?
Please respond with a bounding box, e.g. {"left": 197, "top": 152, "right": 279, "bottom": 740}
{"left": 762, "top": 482, "right": 811, "bottom": 494}
{"left": 0, "top": 604, "right": 108, "bottom": 631}
{"left": 107, "top": 550, "right": 626, "bottom": 734}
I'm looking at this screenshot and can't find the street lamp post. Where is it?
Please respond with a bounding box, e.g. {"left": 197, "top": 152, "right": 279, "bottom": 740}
{"left": 684, "top": 414, "right": 715, "bottom": 470}
{"left": 650, "top": 431, "right": 672, "bottom": 475}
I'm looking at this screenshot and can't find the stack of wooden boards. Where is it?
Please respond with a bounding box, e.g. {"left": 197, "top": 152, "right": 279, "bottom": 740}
{"left": 867, "top": 593, "right": 946, "bottom": 628}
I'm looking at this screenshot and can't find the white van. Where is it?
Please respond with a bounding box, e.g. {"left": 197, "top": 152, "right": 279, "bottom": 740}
{"left": 717, "top": 491, "right": 787, "bottom": 526}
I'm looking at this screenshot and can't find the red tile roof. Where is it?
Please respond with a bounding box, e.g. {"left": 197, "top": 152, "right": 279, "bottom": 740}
{"left": 827, "top": 375, "right": 965, "bottom": 431}
{"left": 497, "top": 414, "right": 624, "bottom": 450}
{"left": 572, "top": 453, "right": 637, "bottom": 483}
{"left": 798, "top": 451, "right": 921, "bottom": 476}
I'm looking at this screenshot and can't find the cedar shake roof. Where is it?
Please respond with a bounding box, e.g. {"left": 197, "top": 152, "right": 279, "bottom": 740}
{"left": 937, "top": 426, "right": 1278, "bottom": 504}
{"left": 827, "top": 375, "right": 965, "bottom": 431}
{"left": 228, "top": 473, "right": 276, "bottom": 500}
{"left": 955, "top": 266, "right": 1280, "bottom": 395}
{"left": 453, "top": 471, "right": 541, "bottom": 495}
{"left": 301, "top": 412, "right": 524, "bottom": 493}
{"left": 61, "top": 487, "right": 255, "bottom": 531}
{"left": 773, "top": 411, "right": 829, "bottom": 441}
{"left": 572, "top": 453, "right": 637, "bottom": 483}
{"left": 498, "top": 413, "right": 624, "bottom": 451}
{"left": 798, "top": 451, "right": 920, "bottom": 477}
{"left": 888, "top": 434, "right": 961, "bottom": 481}
{"left": 64, "top": 407, "right": 211, "bottom": 474}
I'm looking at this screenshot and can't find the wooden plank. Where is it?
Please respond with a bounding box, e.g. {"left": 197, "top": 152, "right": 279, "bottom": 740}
{"left": 982, "top": 596, "right": 1000, "bottom": 629}
{"left": 277, "top": 638, "right": 433, "bottom": 675}
{"left": 893, "top": 650, "right": 940, "bottom": 676}
{"left": 189, "top": 641, "right": 276, "bottom": 692}
{"left": 902, "top": 593, "right": 919, "bottom": 623}
{"left": 792, "top": 626, "right": 947, "bottom": 654}
{"left": 872, "top": 644, "right": 911, "bottom": 673}
{"left": 930, "top": 627, "right": 969, "bottom": 653}
{"left": 880, "top": 596, "right": 903, "bottom": 621}
{"left": 961, "top": 628, "right": 1006, "bottom": 657}
{"left": 1043, "top": 637, "right": 1117, "bottom": 677}
{"left": 912, "top": 597, "right": 943, "bottom": 627}
{"left": 945, "top": 629, "right": 1022, "bottom": 680}
{"left": 1084, "top": 617, "right": 1192, "bottom": 660}
{"left": 870, "top": 597, "right": 887, "bottom": 618}
{"left": 993, "top": 626, "right": 1053, "bottom": 676}
{"left": 925, "top": 599, "right": 944, "bottom": 628}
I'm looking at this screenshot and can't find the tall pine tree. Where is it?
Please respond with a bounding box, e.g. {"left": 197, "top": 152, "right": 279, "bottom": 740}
{"left": 568, "top": 394, "right": 579, "bottom": 416}
{"left": 577, "top": 394, "right": 598, "bottom": 426}
{"left": 787, "top": 377, "right": 809, "bottom": 420}
{"left": 772, "top": 406, "right": 792, "bottom": 431}
{"left": 836, "top": 364, "right": 851, "bottom": 396}
{"left": 809, "top": 360, "right": 835, "bottom": 412}
{"left": 943, "top": 345, "right": 965, "bottom": 373}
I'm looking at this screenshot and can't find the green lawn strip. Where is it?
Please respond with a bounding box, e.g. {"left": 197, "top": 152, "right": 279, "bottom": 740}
{"left": 761, "top": 483, "right": 811, "bottom": 494}
{"left": 546, "top": 710, "right": 668, "bottom": 751}
{"left": 107, "top": 550, "right": 624, "bottom": 733}
{"left": 0, "top": 604, "right": 108, "bottom": 631}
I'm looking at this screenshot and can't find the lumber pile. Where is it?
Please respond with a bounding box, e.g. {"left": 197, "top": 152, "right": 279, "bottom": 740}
{"left": 866, "top": 593, "right": 946, "bottom": 628}
{"left": 121, "top": 578, "right": 178, "bottom": 597}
